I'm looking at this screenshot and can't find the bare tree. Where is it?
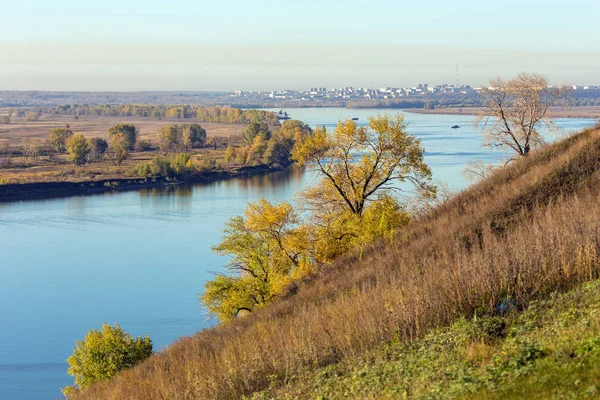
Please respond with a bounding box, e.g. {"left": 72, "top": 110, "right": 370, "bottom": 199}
{"left": 462, "top": 159, "right": 496, "bottom": 183}
{"left": 476, "top": 72, "right": 569, "bottom": 158}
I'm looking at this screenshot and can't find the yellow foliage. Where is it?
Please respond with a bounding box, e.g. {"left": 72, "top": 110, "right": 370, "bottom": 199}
{"left": 203, "top": 114, "right": 433, "bottom": 322}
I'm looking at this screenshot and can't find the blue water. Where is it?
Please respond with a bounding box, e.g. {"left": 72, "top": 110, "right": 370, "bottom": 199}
{"left": 0, "top": 109, "right": 596, "bottom": 399}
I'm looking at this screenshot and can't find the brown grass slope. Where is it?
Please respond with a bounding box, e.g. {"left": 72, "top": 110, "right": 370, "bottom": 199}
{"left": 74, "top": 124, "right": 600, "bottom": 400}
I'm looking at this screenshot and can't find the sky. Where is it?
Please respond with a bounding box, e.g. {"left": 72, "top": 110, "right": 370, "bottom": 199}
{"left": 1, "top": 0, "right": 599, "bottom": 91}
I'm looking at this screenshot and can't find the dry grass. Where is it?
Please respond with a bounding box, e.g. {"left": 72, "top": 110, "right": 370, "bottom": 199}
{"left": 73, "top": 125, "right": 600, "bottom": 399}
{"left": 0, "top": 147, "right": 235, "bottom": 185}
{"left": 0, "top": 115, "right": 250, "bottom": 185}
{"left": 0, "top": 114, "right": 247, "bottom": 146}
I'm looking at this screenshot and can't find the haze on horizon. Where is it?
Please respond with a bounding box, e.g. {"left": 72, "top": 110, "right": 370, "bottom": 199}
{"left": 1, "top": 0, "right": 599, "bottom": 91}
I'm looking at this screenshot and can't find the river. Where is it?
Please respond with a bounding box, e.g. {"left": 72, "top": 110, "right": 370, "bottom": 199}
{"left": 0, "top": 108, "right": 596, "bottom": 399}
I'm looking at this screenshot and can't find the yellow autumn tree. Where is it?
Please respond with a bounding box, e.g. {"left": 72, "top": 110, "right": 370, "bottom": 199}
{"left": 224, "top": 145, "right": 237, "bottom": 164}
{"left": 203, "top": 114, "right": 434, "bottom": 322}
{"left": 202, "top": 199, "right": 312, "bottom": 322}
{"left": 292, "top": 114, "right": 434, "bottom": 216}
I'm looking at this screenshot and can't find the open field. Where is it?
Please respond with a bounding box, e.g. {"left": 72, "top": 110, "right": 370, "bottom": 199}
{"left": 407, "top": 105, "right": 600, "bottom": 119}
{"left": 0, "top": 114, "right": 247, "bottom": 146}
{"left": 0, "top": 115, "right": 260, "bottom": 188}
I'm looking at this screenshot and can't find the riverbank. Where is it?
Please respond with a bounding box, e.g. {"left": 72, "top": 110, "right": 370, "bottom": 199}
{"left": 67, "top": 122, "right": 600, "bottom": 400}
{"left": 406, "top": 105, "right": 600, "bottom": 119}
{"left": 0, "top": 164, "right": 285, "bottom": 203}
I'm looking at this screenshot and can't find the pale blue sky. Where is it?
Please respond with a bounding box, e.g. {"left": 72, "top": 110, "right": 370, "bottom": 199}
{"left": 1, "top": 0, "right": 599, "bottom": 90}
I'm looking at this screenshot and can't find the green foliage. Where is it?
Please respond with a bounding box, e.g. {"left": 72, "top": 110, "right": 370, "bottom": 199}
{"left": 249, "top": 280, "right": 600, "bottom": 400}
{"left": 292, "top": 114, "right": 435, "bottom": 216}
{"left": 108, "top": 123, "right": 138, "bottom": 150}
{"left": 63, "top": 323, "right": 152, "bottom": 396}
{"left": 48, "top": 127, "right": 73, "bottom": 153}
{"left": 132, "top": 153, "right": 195, "bottom": 178}
{"left": 48, "top": 104, "right": 279, "bottom": 124}
{"left": 224, "top": 145, "right": 237, "bottom": 164}
{"left": 203, "top": 200, "right": 312, "bottom": 322}
{"left": 231, "top": 119, "right": 309, "bottom": 167}
{"left": 198, "top": 157, "right": 220, "bottom": 172}
{"left": 203, "top": 192, "right": 411, "bottom": 321}
{"left": 158, "top": 124, "right": 183, "bottom": 154}
{"left": 262, "top": 134, "right": 295, "bottom": 166}
{"left": 181, "top": 123, "right": 206, "bottom": 149}
{"left": 245, "top": 122, "right": 271, "bottom": 145}
{"left": 203, "top": 115, "right": 428, "bottom": 322}
{"left": 107, "top": 132, "right": 130, "bottom": 165}
{"left": 66, "top": 133, "right": 91, "bottom": 167}
{"left": 245, "top": 135, "right": 268, "bottom": 165}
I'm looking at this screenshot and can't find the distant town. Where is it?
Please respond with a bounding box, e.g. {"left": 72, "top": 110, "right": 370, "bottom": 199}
{"left": 235, "top": 83, "right": 476, "bottom": 102}
{"left": 234, "top": 82, "right": 600, "bottom": 102}
{"left": 1, "top": 82, "right": 599, "bottom": 109}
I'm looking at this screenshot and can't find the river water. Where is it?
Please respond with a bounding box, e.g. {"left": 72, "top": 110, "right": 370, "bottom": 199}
{"left": 0, "top": 108, "right": 596, "bottom": 399}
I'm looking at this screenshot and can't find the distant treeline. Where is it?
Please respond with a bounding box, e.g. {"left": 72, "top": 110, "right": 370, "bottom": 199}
{"left": 39, "top": 105, "right": 280, "bottom": 124}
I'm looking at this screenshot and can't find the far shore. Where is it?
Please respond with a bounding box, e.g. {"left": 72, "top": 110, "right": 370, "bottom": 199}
{"left": 405, "top": 106, "right": 600, "bottom": 119}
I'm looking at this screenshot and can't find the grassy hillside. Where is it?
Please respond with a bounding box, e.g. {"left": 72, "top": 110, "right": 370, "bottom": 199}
{"left": 251, "top": 279, "right": 600, "bottom": 399}
{"left": 73, "top": 123, "right": 600, "bottom": 399}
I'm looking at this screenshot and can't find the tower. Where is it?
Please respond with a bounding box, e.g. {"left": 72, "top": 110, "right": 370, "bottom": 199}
{"left": 456, "top": 62, "right": 459, "bottom": 88}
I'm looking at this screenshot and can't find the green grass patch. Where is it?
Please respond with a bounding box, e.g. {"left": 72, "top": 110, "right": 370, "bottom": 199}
{"left": 250, "top": 280, "right": 600, "bottom": 399}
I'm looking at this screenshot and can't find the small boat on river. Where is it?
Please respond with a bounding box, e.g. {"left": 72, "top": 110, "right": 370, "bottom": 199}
{"left": 277, "top": 110, "right": 291, "bottom": 120}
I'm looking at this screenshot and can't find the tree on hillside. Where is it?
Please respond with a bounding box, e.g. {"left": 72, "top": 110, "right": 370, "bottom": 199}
{"left": 108, "top": 124, "right": 138, "bottom": 150}
{"left": 476, "top": 72, "right": 569, "bottom": 158}
{"left": 203, "top": 115, "right": 433, "bottom": 322}
{"left": 181, "top": 124, "right": 206, "bottom": 150}
{"left": 462, "top": 159, "right": 497, "bottom": 183}
{"left": 48, "top": 127, "right": 73, "bottom": 153}
{"left": 292, "top": 114, "right": 434, "bottom": 217}
{"left": 63, "top": 323, "right": 152, "bottom": 397}
{"left": 158, "top": 124, "right": 183, "bottom": 154}
{"left": 66, "top": 134, "right": 91, "bottom": 167}
{"left": 203, "top": 199, "right": 312, "bottom": 322}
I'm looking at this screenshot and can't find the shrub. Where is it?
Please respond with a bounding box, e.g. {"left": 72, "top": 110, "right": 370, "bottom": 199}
{"left": 132, "top": 153, "right": 195, "bottom": 178}
{"left": 134, "top": 139, "right": 153, "bottom": 152}
{"left": 198, "top": 157, "right": 220, "bottom": 172}
{"left": 63, "top": 323, "right": 152, "bottom": 397}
